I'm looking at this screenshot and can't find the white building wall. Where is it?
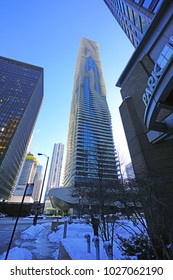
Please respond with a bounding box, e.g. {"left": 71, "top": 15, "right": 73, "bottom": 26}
{"left": 46, "top": 143, "right": 64, "bottom": 192}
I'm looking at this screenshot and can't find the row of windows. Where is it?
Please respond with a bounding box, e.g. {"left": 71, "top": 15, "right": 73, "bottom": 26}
{"left": 0, "top": 57, "right": 40, "bottom": 76}
{"left": 75, "top": 160, "right": 117, "bottom": 168}
{"left": 76, "top": 148, "right": 117, "bottom": 156}
{"left": 118, "top": 0, "right": 150, "bottom": 46}
{"left": 1, "top": 85, "right": 34, "bottom": 93}
{"left": 77, "top": 127, "right": 113, "bottom": 137}
{"left": 133, "top": 0, "right": 163, "bottom": 14}
{"left": 68, "top": 139, "right": 114, "bottom": 151}
{"left": 0, "top": 60, "right": 41, "bottom": 147}
{"left": 115, "top": 0, "right": 149, "bottom": 29}
{"left": 0, "top": 75, "right": 36, "bottom": 85}
{"left": 78, "top": 116, "right": 112, "bottom": 128}
{"left": 105, "top": 0, "right": 163, "bottom": 47}
{"left": 157, "top": 42, "right": 173, "bottom": 70}
{"left": 77, "top": 126, "right": 112, "bottom": 136}
{"left": 75, "top": 171, "right": 118, "bottom": 179}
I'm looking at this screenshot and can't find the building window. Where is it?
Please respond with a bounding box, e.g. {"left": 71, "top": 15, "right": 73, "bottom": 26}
{"left": 142, "top": 0, "right": 152, "bottom": 9}
{"left": 133, "top": 39, "right": 139, "bottom": 48}
{"left": 123, "top": 3, "right": 129, "bottom": 18}
{"left": 153, "top": 0, "right": 163, "bottom": 14}
{"left": 119, "top": 0, "right": 125, "bottom": 13}
{"left": 127, "top": 6, "right": 133, "bottom": 23}
{"left": 133, "top": 10, "right": 142, "bottom": 31}
{"left": 140, "top": 16, "right": 149, "bottom": 33}
{"left": 157, "top": 43, "right": 173, "bottom": 70}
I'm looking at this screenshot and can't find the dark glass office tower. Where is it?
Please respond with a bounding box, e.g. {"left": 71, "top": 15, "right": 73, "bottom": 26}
{"left": 63, "top": 38, "right": 120, "bottom": 188}
{"left": 0, "top": 56, "right": 43, "bottom": 199}
{"left": 103, "top": 0, "right": 163, "bottom": 47}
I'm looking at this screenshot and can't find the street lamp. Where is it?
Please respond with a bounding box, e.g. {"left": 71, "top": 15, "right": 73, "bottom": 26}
{"left": 33, "top": 153, "right": 49, "bottom": 226}
{"left": 79, "top": 196, "right": 82, "bottom": 219}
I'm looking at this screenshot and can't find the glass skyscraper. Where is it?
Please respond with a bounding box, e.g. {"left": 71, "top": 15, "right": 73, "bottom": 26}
{"left": 0, "top": 56, "right": 43, "bottom": 199}
{"left": 63, "top": 38, "right": 120, "bottom": 188}
{"left": 103, "top": 0, "right": 163, "bottom": 47}
{"left": 47, "top": 143, "right": 64, "bottom": 191}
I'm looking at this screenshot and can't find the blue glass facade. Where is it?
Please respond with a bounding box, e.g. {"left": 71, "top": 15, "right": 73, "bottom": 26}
{"left": 103, "top": 0, "right": 163, "bottom": 48}
{"left": 63, "top": 38, "right": 120, "bottom": 187}
{"left": 86, "top": 57, "right": 100, "bottom": 93}
{"left": 0, "top": 56, "right": 43, "bottom": 199}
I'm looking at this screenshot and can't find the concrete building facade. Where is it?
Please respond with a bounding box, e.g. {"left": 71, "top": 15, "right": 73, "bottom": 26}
{"left": 115, "top": 0, "right": 173, "bottom": 256}
{"left": 32, "top": 165, "right": 43, "bottom": 202}
{"left": 116, "top": 1, "right": 173, "bottom": 178}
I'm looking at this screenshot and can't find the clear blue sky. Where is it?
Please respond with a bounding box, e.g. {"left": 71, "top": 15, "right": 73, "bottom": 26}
{"left": 1, "top": 0, "right": 134, "bottom": 182}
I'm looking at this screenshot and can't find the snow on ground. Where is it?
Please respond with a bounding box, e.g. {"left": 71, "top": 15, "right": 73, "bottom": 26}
{"left": 49, "top": 220, "right": 140, "bottom": 260}
{"left": 0, "top": 223, "right": 50, "bottom": 260}
{"left": 0, "top": 247, "right": 32, "bottom": 260}
{"left": 20, "top": 224, "right": 45, "bottom": 240}
{"left": 0, "top": 218, "right": 142, "bottom": 260}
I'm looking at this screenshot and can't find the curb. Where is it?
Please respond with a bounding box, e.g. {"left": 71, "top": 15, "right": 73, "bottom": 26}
{"left": 58, "top": 241, "right": 71, "bottom": 260}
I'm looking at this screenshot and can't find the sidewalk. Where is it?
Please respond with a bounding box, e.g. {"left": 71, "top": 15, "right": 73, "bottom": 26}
{"left": 0, "top": 221, "right": 60, "bottom": 260}
{"left": 18, "top": 223, "right": 59, "bottom": 260}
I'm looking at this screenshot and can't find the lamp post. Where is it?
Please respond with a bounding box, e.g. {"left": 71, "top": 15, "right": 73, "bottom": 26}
{"left": 79, "top": 196, "right": 81, "bottom": 219}
{"left": 33, "top": 153, "right": 49, "bottom": 226}
{"left": 5, "top": 183, "right": 29, "bottom": 260}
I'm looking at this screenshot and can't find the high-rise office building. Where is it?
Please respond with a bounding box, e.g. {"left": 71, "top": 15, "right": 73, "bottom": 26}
{"left": 45, "top": 143, "right": 64, "bottom": 214}
{"left": 17, "top": 153, "right": 38, "bottom": 185}
{"left": 10, "top": 153, "right": 42, "bottom": 203}
{"left": 103, "top": 0, "right": 163, "bottom": 47}
{"left": 13, "top": 152, "right": 38, "bottom": 197}
{"left": 32, "top": 165, "right": 43, "bottom": 202}
{"left": 112, "top": 0, "right": 173, "bottom": 256}
{"left": 63, "top": 38, "right": 120, "bottom": 188}
{"left": 46, "top": 143, "right": 64, "bottom": 192}
{"left": 0, "top": 56, "right": 43, "bottom": 199}
{"left": 125, "top": 162, "right": 135, "bottom": 179}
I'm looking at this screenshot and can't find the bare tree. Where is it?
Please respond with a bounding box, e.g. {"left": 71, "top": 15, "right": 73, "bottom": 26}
{"left": 72, "top": 144, "right": 124, "bottom": 259}
{"left": 117, "top": 175, "right": 173, "bottom": 259}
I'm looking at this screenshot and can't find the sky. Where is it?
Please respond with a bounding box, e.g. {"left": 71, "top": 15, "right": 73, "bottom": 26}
{"left": 1, "top": 0, "right": 135, "bottom": 184}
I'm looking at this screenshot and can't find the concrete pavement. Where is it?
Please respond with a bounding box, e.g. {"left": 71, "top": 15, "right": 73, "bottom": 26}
{"left": 15, "top": 222, "right": 59, "bottom": 260}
